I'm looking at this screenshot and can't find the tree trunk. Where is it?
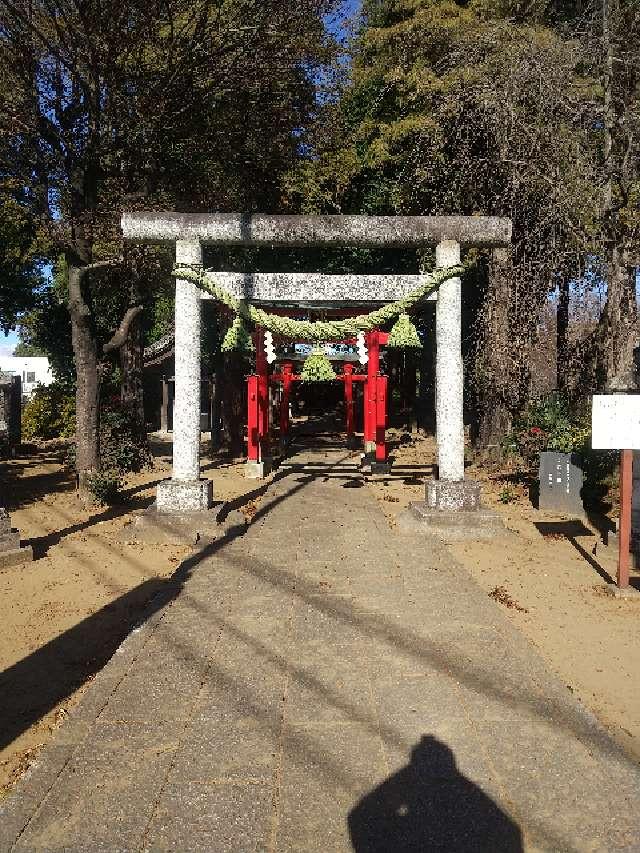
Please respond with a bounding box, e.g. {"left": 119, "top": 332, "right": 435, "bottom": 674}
{"left": 473, "top": 249, "right": 515, "bottom": 450}
{"left": 417, "top": 309, "right": 435, "bottom": 433}
{"left": 67, "top": 261, "right": 100, "bottom": 494}
{"left": 594, "top": 249, "right": 637, "bottom": 390}
{"left": 120, "top": 303, "right": 145, "bottom": 436}
{"left": 594, "top": 0, "right": 638, "bottom": 390}
{"left": 556, "top": 278, "right": 570, "bottom": 393}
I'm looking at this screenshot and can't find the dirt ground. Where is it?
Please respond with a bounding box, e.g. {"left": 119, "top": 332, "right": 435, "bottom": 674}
{"left": 370, "top": 431, "right": 640, "bottom": 764}
{"left": 0, "top": 435, "right": 255, "bottom": 798}
{"left": 2, "top": 429, "right": 639, "bottom": 799}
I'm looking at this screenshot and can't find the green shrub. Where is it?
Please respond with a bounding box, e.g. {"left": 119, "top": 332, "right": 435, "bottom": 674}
{"left": 22, "top": 383, "right": 76, "bottom": 440}
{"left": 506, "top": 392, "right": 618, "bottom": 510}
{"left": 65, "top": 398, "right": 152, "bottom": 505}
{"left": 85, "top": 470, "right": 122, "bottom": 505}
{"left": 498, "top": 486, "right": 518, "bottom": 504}
{"left": 90, "top": 400, "right": 152, "bottom": 504}
{"left": 506, "top": 393, "right": 589, "bottom": 467}
{"left": 99, "top": 399, "right": 152, "bottom": 478}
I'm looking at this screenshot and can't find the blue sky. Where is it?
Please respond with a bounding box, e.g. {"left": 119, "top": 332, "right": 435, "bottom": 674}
{"left": 0, "top": 330, "right": 19, "bottom": 357}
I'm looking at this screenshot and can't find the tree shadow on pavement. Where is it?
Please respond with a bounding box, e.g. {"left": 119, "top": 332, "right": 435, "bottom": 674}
{"left": 348, "top": 736, "right": 523, "bottom": 853}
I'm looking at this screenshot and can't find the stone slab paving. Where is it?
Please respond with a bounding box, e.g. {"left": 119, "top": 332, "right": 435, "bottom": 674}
{"left": 2, "top": 448, "right": 640, "bottom": 852}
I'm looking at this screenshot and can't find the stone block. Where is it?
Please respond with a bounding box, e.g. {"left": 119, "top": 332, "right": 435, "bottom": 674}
{"left": 425, "top": 478, "right": 481, "bottom": 511}
{"left": 538, "top": 451, "right": 584, "bottom": 515}
{"left": 0, "top": 544, "right": 33, "bottom": 568}
{"left": 0, "top": 509, "right": 33, "bottom": 567}
{"left": 399, "top": 502, "right": 504, "bottom": 540}
{"left": 156, "top": 477, "right": 213, "bottom": 513}
{"left": 604, "top": 583, "right": 640, "bottom": 600}
{"left": 0, "top": 529, "right": 21, "bottom": 550}
{"left": 245, "top": 458, "right": 273, "bottom": 479}
{"left": 360, "top": 455, "right": 392, "bottom": 476}
{"left": 0, "top": 509, "right": 12, "bottom": 535}
{"left": 126, "top": 502, "right": 223, "bottom": 545}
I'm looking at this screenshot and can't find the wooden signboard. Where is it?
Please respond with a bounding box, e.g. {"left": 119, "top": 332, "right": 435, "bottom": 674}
{"left": 591, "top": 394, "right": 639, "bottom": 590}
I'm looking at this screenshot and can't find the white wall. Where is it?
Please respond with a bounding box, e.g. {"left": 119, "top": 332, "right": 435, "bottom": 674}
{"left": 0, "top": 356, "right": 54, "bottom": 397}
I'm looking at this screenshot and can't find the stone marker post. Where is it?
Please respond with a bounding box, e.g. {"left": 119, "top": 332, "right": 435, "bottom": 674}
{"left": 156, "top": 240, "right": 213, "bottom": 513}
{"left": 0, "top": 505, "right": 33, "bottom": 567}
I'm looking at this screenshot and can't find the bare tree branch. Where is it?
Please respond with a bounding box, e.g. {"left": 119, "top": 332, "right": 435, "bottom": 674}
{"left": 103, "top": 305, "right": 143, "bottom": 354}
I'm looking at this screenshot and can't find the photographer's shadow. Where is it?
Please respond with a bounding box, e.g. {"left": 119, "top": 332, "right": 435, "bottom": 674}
{"left": 348, "top": 736, "right": 523, "bottom": 852}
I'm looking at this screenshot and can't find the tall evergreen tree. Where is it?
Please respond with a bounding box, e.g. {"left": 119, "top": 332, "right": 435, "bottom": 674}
{"left": 290, "top": 0, "right": 630, "bottom": 441}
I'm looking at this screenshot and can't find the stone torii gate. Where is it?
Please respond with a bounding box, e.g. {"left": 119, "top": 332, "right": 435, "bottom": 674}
{"left": 121, "top": 213, "right": 511, "bottom": 528}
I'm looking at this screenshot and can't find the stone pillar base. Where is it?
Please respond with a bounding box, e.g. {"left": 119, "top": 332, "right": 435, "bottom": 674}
{"left": 399, "top": 503, "right": 504, "bottom": 540}
{"left": 398, "top": 479, "right": 504, "bottom": 540}
{"left": 245, "top": 458, "right": 273, "bottom": 480}
{"left": 604, "top": 583, "right": 640, "bottom": 599}
{"left": 0, "top": 543, "right": 34, "bottom": 568}
{"left": 426, "top": 479, "right": 481, "bottom": 511}
{"left": 360, "top": 454, "right": 392, "bottom": 475}
{"left": 156, "top": 478, "right": 213, "bottom": 514}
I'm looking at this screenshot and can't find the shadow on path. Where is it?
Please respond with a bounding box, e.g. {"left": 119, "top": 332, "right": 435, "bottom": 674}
{"left": 0, "top": 576, "right": 172, "bottom": 753}
{"left": 348, "top": 736, "right": 523, "bottom": 853}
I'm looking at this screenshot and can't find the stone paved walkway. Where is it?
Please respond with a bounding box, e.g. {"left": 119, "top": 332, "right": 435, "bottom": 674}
{"left": 2, "top": 448, "right": 640, "bottom": 852}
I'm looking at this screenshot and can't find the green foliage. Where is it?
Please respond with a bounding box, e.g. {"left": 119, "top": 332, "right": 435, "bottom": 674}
{"left": 300, "top": 349, "right": 338, "bottom": 382}
{"left": 13, "top": 341, "right": 46, "bottom": 356}
{"left": 145, "top": 288, "right": 175, "bottom": 347}
{"left": 99, "top": 399, "right": 153, "bottom": 480}
{"left": 506, "top": 392, "right": 618, "bottom": 508}
{"left": 21, "top": 383, "right": 76, "bottom": 441}
{"left": 65, "top": 398, "right": 153, "bottom": 504}
{"left": 387, "top": 313, "right": 422, "bottom": 348}
{"left": 498, "top": 486, "right": 518, "bottom": 504}
{"left": 84, "top": 471, "right": 122, "bottom": 506}
{"left": 288, "top": 0, "right": 610, "bottom": 427}
{"left": 508, "top": 393, "right": 589, "bottom": 466}
{"left": 0, "top": 194, "right": 45, "bottom": 332}
{"left": 16, "top": 258, "right": 75, "bottom": 383}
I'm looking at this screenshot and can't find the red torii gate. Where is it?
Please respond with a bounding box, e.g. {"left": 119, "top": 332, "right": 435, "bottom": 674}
{"left": 247, "top": 329, "right": 389, "bottom": 470}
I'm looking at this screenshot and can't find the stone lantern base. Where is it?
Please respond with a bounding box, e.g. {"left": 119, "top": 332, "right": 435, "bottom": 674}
{"left": 0, "top": 509, "right": 33, "bottom": 568}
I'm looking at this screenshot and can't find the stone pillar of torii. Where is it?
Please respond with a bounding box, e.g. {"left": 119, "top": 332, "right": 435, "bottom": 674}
{"left": 121, "top": 213, "right": 511, "bottom": 531}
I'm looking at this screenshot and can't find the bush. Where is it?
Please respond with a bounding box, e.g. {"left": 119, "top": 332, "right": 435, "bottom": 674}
{"left": 85, "top": 470, "right": 122, "bottom": 505}
{"left": 99, "top": 398, "right": 152, "bottom": 478}
{"left": 506, "top": 392, "right": 618, "bottom": 510}
{"left": 65, "top": 397, "right": 153, "bottom": 505}
{"left": 22, "top": 383, "right": 76, "bottom": 440}
{"left": 507, "top": 393, "right": 589, "bottom": 467}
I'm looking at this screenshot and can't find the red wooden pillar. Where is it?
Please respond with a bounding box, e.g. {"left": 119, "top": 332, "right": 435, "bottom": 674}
{"left": 344, "top": 363, "right": 355, "bottom": 443}
{"left": 375, "top": 374, "right": 388, "bottom": 462}
{"left": 618, "top": 448, "right": 633, "bottom": 588}
{"left": 364, "top": 331, "right": 380, "bottom": 453}
{"left": 247, "top": 374, "right": 259, "bottom": 461}
{"left": 280, "top": 361, "right": 293, "bottom": 442}
{"left": 254, "top": 328, "right": 270, "bottom": 460}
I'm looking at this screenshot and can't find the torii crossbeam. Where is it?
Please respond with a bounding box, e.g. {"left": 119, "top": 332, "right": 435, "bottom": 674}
{"left": 121, "top": 212, "right": 511, "bottom": 523}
